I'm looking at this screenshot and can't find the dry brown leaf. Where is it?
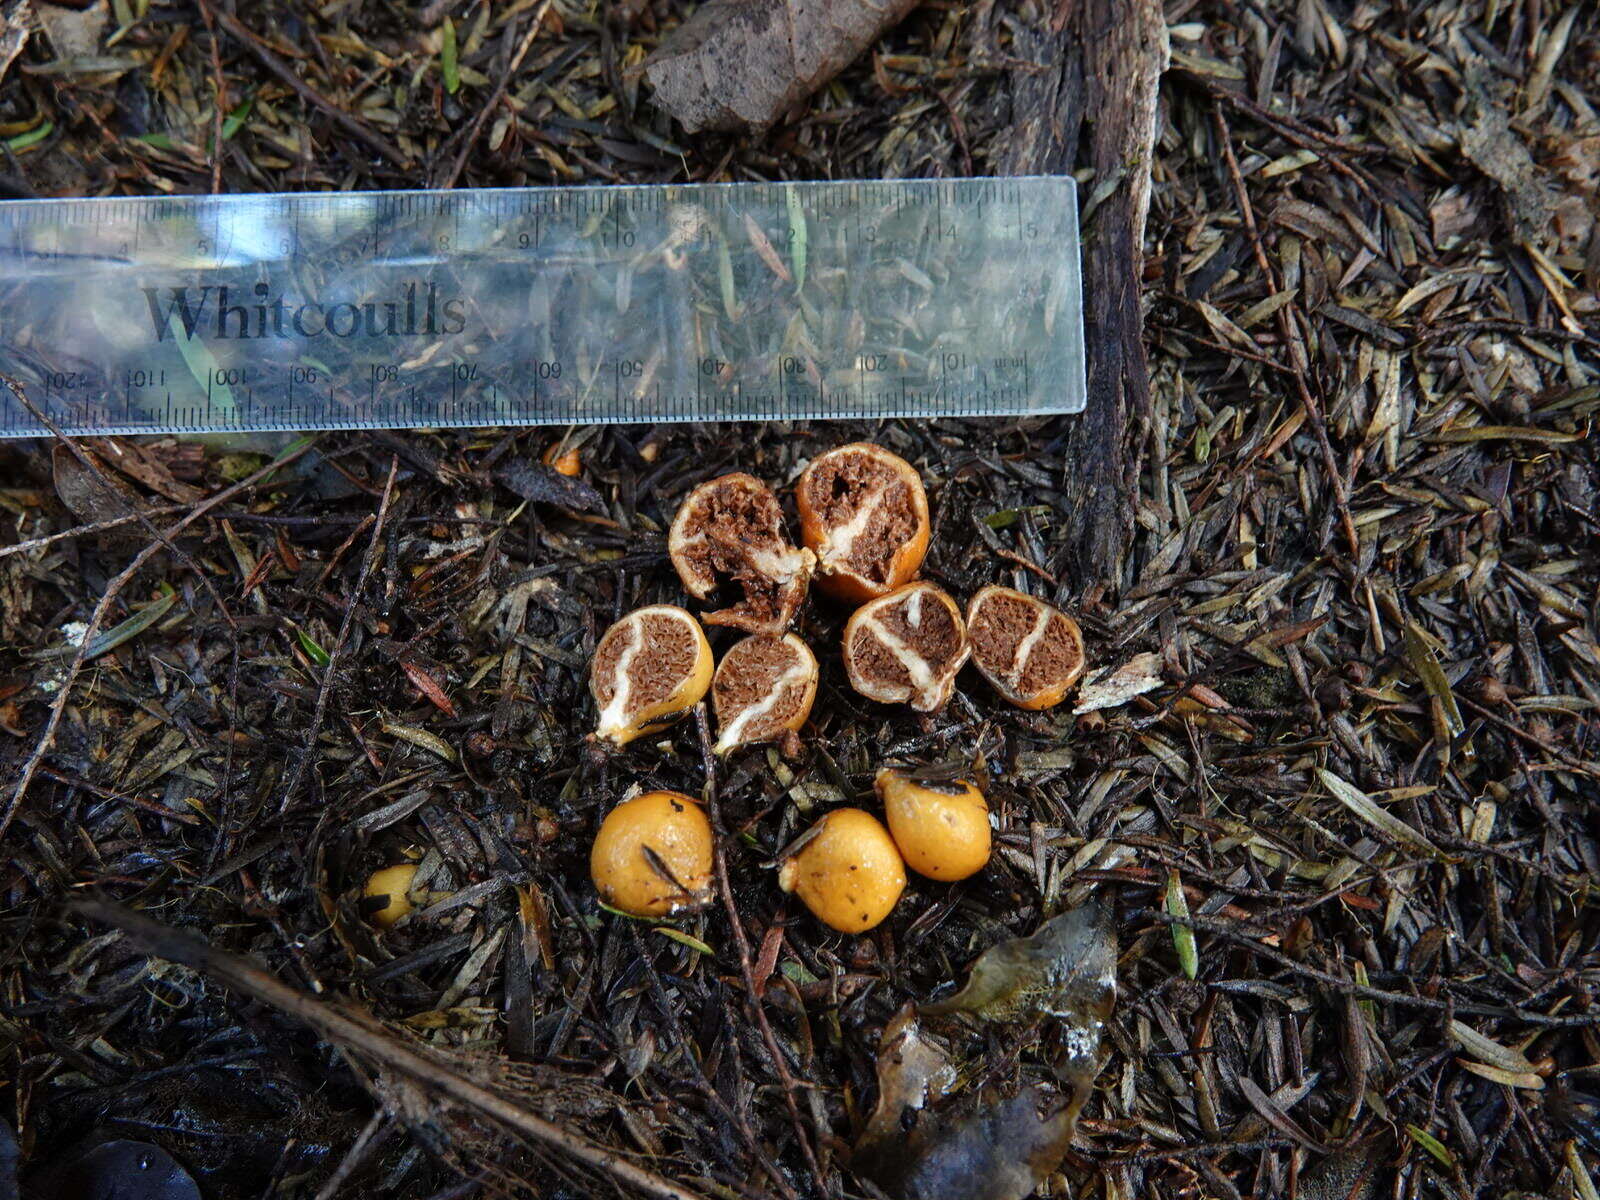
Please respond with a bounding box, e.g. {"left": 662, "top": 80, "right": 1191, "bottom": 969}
{"left": 643, "top": 0, "right": 920, "bottom": 133}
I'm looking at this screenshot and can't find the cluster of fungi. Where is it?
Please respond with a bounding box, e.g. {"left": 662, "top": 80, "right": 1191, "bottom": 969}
{"left": 578, "top": 441, "right": 1092, "bottom": 935}
{"left": 365, "top": 444, "right": 1090, "bottom": 936}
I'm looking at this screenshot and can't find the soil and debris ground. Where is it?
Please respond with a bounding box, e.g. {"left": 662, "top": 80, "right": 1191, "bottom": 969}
{"left": 2, "top": 1, "right": 1599, "bottom": 1198}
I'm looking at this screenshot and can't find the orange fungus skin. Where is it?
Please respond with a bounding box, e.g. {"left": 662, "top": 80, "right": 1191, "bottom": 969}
{"left": 591, "top": 790, "right": 714, "bottom": 917}
{"left": 778, "top": 808, "right": 906, "bottom": 933}
{"left": 876, "top": 768, "right": 991, "bottom": 882}
{"left": 364, "top": 862, "right": 419, "bottom": 930}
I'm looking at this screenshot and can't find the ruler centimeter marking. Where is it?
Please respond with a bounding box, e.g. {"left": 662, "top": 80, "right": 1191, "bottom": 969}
{"left": 0, "top": 176, "right": 1085, "bottom": 438}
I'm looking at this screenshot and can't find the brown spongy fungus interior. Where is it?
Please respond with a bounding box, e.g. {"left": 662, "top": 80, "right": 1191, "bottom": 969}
{"left": 1018, "top": 614, "right": 1082, "bottom": 692}
{"left": 850, "top": 592, "right": 961, "bottom": 686}
{"left": 594, "top": 614, "right": 695, "bottom": 711}
{"left": 681, "top": 479, "right": 794, "bottom": 622}
{"left": 807, "top": 455, "right": 917, "bottom": 583}
{"left": 717, "top": 638, "right": 808, "bottom": 730}
{"left": 969, "top": 592, "right": 1038, "bottom": 669}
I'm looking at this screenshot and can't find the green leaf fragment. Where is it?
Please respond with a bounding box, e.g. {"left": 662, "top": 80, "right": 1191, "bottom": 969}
{"left": 6, "top": 122, "right": 53, "bottom": 152}
{"left": 1405, "top": 1123, "right": 1455, "bottom": 1168}
{"left": 652, "top": 926, "right": 713, "bottom": 955}
{"left": 1165, "top": 870, "right": 1199, "bottom": 979}
{"left": 221, "top": 97, "right": 254, "bottom": 140}
{"left": 441, "top": 17, "right": 460, "bottom": 95}
{"left": 79, "top": 585, "right": 178, "bottom": 661}
{"left": 293, "top": 624, "right": 330, "bottom": 666}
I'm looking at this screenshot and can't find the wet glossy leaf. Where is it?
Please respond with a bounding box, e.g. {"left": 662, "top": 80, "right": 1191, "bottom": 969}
{"left": 873, "top": 1085, "right": 1078, "bottom": 1200}
{"left": 27, "top": 1140, "right": 201, "bottom": 1200}
{"left": 924, "top": 903, "right": 1116, "bottom": 1028}
{"left": 855, "top": 1004, "right": 956, "bottom": 1168}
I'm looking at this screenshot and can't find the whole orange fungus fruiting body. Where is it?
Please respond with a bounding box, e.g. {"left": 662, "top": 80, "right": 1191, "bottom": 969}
{"left": 795, "top": 443, "right": 929, "bottom": 604}
{"left": 876, "top": 767, "right": 991, "bottom": 882}
{"left": 590, "top": 790, "right": 714, "bottom": 918}
{"left": 364, "top": 862, "right": 419, "bottom": 930}
{"left": 778, "top": 808, "right": 906, "bottom": 933}
{"left": 590, "top": 605, "right": 713, "bottom": 746}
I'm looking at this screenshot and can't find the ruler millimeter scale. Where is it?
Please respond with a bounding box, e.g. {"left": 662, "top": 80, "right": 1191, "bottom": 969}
{"left": 0, "top": 177, "right": 1084, "bottom": 438}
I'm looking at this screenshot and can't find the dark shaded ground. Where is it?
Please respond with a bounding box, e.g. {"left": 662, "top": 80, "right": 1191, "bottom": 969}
{"left": 2, "top": 1, "right": 1599, "bottom": 1197}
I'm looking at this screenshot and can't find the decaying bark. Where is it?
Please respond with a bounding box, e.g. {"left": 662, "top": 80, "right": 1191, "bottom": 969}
{"left": 644, "top": 0, "right": 920, "bottom": 134}
{"left": 997, "top": 0, "right": 1167, "bottom": 585}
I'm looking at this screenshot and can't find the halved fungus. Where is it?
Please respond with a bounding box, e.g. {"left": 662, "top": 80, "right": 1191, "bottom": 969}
{"left": 965, "top": 585, "right": 1087, "bottom": 710}
{"left": 363, "top": 862, "right": 419, "bottom": 930}
{"left": 842, "top": 581, "right": 970, "bottom": 712}
{"left": 712, "top": 633, "right": 818, "bottom": 755}
{"left": 668, "top": 472, "right": 816, "bottom": 634}
{"left": 778, "top": 808, "right": 906, "bottom": 933}
{"left": 795, "top": 443, "right": 930, "bottom": 603}
{"left": 590, "top": 789, "right": 714, "bottom": 918}
{"left": 590, "top": 605, "right": 713, "bottom": 746}
{"left": 876, "top": 766, "right": 990, "bottom": 882}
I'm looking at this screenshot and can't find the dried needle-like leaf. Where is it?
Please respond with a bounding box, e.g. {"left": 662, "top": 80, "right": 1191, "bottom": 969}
{"left": 1316, "top": 769, "right": 1448, "bottom": 861}
{"left": 1402, "top": 621, "right": 1473, "bottom": 766}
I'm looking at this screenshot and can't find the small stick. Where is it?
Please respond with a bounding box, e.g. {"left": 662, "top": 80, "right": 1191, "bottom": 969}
{"left": 0, "top": 500, "right": 191, "bottom": 561}
{"left": 277, "top": 458, "right": 395, "bottom": 812}
{"left": 693, "top": 703, "right": 832, "bottom": 1199}
{"left": 71, "top": 899, "right": 706, "bottom": 1200}
{"left": 0, "top": 388, "right": 314, "bottom": 840}
{"left": 439, "top": 0, "right": 554, "bottom": 189}
{"left": 196, "top": 0, "right": 227, "bottom": 193}
{"left": 202, "top": 4, "right": 410, "bottom": 170}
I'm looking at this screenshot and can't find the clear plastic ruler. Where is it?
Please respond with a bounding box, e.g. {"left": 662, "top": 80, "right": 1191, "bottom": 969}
{"left": 0, "top": 176, "right": 1084, "bottom": 438}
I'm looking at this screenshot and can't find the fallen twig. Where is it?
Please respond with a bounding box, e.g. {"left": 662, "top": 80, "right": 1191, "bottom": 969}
{"left": 0, "top": 394, "right": 315, "bottom": 840}
{"left": 196, "top": 0, "right": 226, "bottom": 193}
{"left": 693, "top": 703, "right": 830, "bottom": 1200}
{"left": 72, "top": 898, "right": 707, "bottom": 1200}
{"left": 277, "top": 457, "right": 396, "bottom": 812}
{"left": 202, "top": 2, "right": 410, "bottom": 170}
{"left": 438, "top": 0, "right": 553, "bottom": 189}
